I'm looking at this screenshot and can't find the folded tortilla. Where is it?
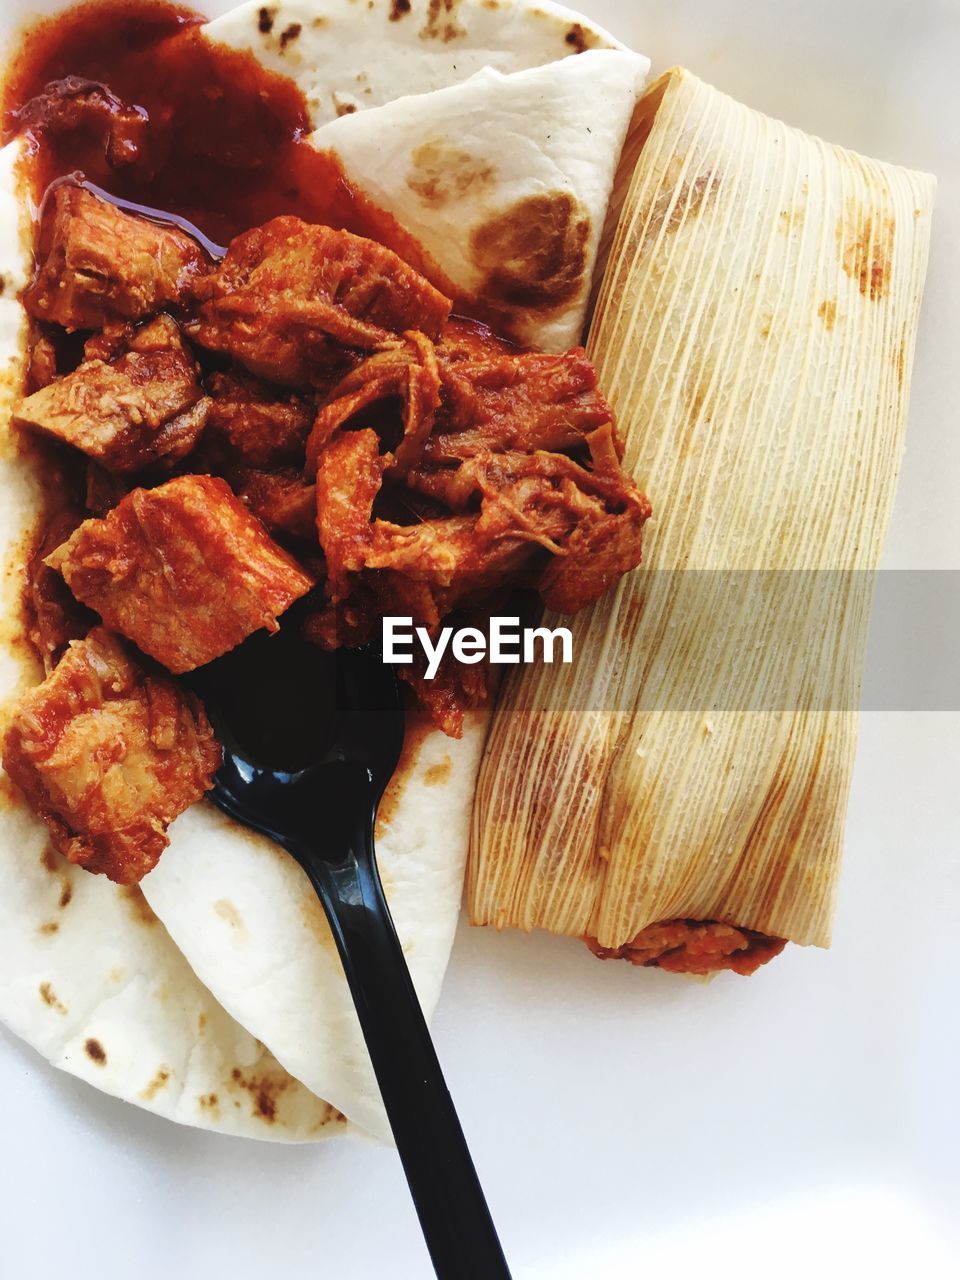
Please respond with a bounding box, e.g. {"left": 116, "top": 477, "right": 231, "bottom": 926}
{"left": 309, "top": 49, "right": 650, "bottom": 350}
{"left": 204, "top": 0, "right": 624, "bottom": 125}
{"left": 0, "top": 139, "right": 342, "bottom": 1141}
{"left": 469, "top": 69, "right": 935, "bottom": 957}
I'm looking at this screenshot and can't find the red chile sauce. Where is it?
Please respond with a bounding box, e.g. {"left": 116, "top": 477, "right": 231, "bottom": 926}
{"left": 1, "top": 0, "right": 444, "bottom": 276}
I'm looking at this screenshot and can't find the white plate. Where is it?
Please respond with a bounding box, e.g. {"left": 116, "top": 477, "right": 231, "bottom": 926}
{"left": 1, "top": 2, "right": 958, "bottom": 1276}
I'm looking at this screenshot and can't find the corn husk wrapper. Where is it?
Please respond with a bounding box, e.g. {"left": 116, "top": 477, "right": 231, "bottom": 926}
{"left": 468, "top": 68, "right": 935, "bottom": 952}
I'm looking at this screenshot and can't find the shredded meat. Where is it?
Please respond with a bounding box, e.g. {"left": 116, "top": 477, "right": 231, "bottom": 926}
{"left": 585, "top": 921, "right": 788, "bottom": 976}
{"left": 304, "top": 322, "right": 651, "bottom": 723}
{"left": 45, "top": 475, "right": 314, "bottom": 673}
{"left": 13, "top": 315, "right": 210, "bottom": 473}
{"left": 307, "top": 331, "right": 441, "bottom": 476}
{"left": 23, "top": 185, "right": 207, "bottom": 331}
{"left": 425, "top": 331, "right": 616, "bottom": 463}
{"left": 314, "top": 428, "right": 385, "bottom": 599}
{"left": 203, "top": 370, "right": 314, "bottom": 470}
{"left": 1, "top": 628, "right": 220, "bottom": 884}
{"left": 187, "top": 217, "right": 452, "bottom": 386}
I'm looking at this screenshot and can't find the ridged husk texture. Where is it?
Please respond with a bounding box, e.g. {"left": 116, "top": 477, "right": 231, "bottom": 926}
{"left": 469, "top": 68, "right": 935, "bottom": 952}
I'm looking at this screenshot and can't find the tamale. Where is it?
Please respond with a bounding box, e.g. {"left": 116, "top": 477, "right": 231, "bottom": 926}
{"left": 468, "top": 68, "right": 935, "bottom": 973}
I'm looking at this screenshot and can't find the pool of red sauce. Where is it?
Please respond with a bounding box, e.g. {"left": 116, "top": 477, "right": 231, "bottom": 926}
{"left": 1, "top": 0, "right": 448, "bottom": 279}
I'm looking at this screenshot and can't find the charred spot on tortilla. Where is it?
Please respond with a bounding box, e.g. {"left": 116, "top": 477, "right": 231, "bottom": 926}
{"left": 279, "top": 22, "right": 302, "bottom": 51}
{"left": 140, "top": 1067, "right": 172, "bottom": 1100}
{"left": 214, "top": 898, "right": 245, "bottom": 933}
{"left": 257, "top": 6, "right": 276, "bottom": 34}
{"left": 230, "top": 1066, "right": 286, "bottom": 1122}
{"left": 311, "top": 1107, "right": 347, "bottom": 1133}
{"left": 390, "top": 0, "right": 412, "bottom": 19}
{"left": 197, "top": 1092, "right": 219, "bottom": 1113}
{"left": 421, "top": 0, "right": 466, "bottom": 42}
{"left": 424, "top": 757, "right": 452, "bottom": 786}
{"left": 84, "top": 1037, "right": 107, "bottom": 1065}
{"left": 407, "top": 141, "right": 496, "bottom": 206}
{"left": 471, "top": 192, "right": 590, "bottom": 310}
{"left": 121, "top": 885, "right": 160, "bottom": 927}
{"left": 39, "top": 982, "right": 67, "bottom": 1013}
{"left": 58, "top": 879, "right": 72, "bottom": 910}
{"left": 336, "top": 101, "right": 358, "bottom": 116}
{"left": 38, "top": 921, "right": 59, "bottom": 936}
{"left": 565, "top": 23, "right": 589, "bottom": 53}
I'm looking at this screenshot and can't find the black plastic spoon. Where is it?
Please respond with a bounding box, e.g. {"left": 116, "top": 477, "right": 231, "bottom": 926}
{"left": 189, "top": 627, "right": 511, "bottom": 1280}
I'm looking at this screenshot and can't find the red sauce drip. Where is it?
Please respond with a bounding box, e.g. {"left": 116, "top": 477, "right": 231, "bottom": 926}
{"left": 1, "top": 0, "right": 443, "bottom": 276}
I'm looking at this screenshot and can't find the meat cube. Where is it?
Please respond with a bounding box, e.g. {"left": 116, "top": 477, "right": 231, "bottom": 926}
{"left": 1, "top": 628, "right": 220, "bottom": 883}
{"left": 205, "top": 371, "right": 313, "bottom": 468}
{"left": 187, "top": 217, "right": 451, "bottom": 386}
{"left": 23, "top": 186, "right": 207, "bottom": 332}
{"left": 45, "top": 475, "right": 314, "bottom": 673}
{"left": 13, "top": 315, "right": 210, "bottom": 474}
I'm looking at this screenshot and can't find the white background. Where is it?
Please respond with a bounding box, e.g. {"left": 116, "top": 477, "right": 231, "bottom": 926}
{"left": 1, "top": 2, "right": 958, "bottom": 1277}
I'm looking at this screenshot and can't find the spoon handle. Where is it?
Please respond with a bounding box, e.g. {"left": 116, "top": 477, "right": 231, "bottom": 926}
{"left": 301, "top": 842, "right": 512, "bottom": 1280}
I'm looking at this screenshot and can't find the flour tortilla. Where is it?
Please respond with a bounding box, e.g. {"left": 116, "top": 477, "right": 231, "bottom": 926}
{"left": 203, "top": 0, "right": 624, "bottom": 126}
{"left": 309, "top": 49, "right": 650, "bottom": 350}
{"left": 0, "top": 139, "right": 342, "bottom": 1142}
{"left": 0, "top": 2, "right": 643, "bottom": 1140}
{"left": 0, "top": 123, "right": 485, "bottom": 1139}
{"left": 143, "top": 714, "right": 486, "bottom": 1140}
